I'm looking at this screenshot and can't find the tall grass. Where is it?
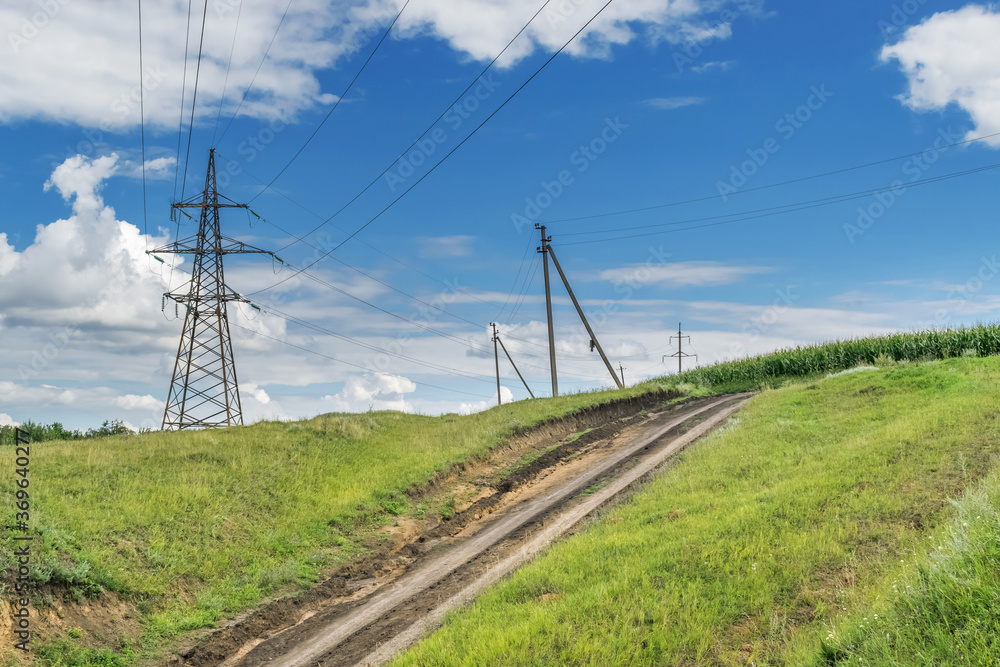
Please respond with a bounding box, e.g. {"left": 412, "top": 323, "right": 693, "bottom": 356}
{"left": 391, "top": 356, "right": 1000, "bottom": 666}
{"left": 668, "top": 323, "right": 1000, "bottom": 392}
{"left": 809, "top": 471, "right": 1000, "bottom": 665}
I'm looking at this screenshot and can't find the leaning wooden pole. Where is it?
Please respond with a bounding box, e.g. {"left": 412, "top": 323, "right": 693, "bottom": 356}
{"left": 546, "top": 244, "right": 624, "bottom": 390}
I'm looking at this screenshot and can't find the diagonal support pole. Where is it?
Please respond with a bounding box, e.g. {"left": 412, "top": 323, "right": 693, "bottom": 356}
{"left": 495, "top": 329, "right": 535, "bottom": 399}
{"left": 546, "top": 244, "right": 624, "bottom": 390}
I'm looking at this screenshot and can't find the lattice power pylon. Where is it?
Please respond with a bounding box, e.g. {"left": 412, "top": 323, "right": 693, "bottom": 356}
{"left": 150, "top": 149, "right": 275, "bottom": 430}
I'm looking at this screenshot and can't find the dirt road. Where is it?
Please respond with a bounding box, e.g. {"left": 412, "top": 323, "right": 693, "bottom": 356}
{"left": 182, "top": 392, "right": 750, "bottom": 667}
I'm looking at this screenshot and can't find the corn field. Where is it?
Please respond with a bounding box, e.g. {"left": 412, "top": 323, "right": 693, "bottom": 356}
{"left": 673, "top": 324, "right": 1000, "bottom": 389}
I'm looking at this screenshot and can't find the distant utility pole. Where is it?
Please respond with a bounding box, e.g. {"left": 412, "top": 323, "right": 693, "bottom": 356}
{"left": 664, "top": 322, "right": 697, "bottom": 375}
{"left": 537, "top": 224, "right": 624, "bottom": 393}
{"left": 619, "top": 363, "right": 625, "bottom": 387}
{"left": 150, "top": 149, "right": 278, "bottom": 430}
{"left": 491, "top": 323, "right": 535, "bottom": 403}
{"left": 492, "top": 323, "right": 501, "bottom": 406}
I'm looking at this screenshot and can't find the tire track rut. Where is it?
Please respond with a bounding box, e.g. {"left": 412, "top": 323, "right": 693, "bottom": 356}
{"left": 228, "top": 393, "right": 750, "bottom": 667}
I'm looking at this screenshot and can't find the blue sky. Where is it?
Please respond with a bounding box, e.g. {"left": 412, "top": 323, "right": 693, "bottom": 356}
{"left": 2, "top": 0, "right": 1000, "bottom": 429}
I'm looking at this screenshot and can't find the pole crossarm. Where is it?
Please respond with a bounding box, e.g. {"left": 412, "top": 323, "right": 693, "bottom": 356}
{"left": 664, "top": 322, "right": 697, "bottom": 374}
{"left": 162, "top": 288, "right": 248, "bottom": 305}
{"left": 148, "top": 237, "right": 277, "bottom": 257}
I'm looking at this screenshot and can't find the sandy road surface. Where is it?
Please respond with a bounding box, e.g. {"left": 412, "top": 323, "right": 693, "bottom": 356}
{"left": 231, "top": 393, "right": 750, "bottom": 667}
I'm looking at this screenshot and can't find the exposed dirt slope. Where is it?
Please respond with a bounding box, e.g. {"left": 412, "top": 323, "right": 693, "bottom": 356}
{"left": 179, "top": 392, "right": 750, "bottom": 667}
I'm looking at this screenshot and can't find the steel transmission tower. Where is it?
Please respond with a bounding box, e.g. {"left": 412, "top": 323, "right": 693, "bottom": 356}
{"left": 150, "top": 149, "right": 275, "bottom": 430}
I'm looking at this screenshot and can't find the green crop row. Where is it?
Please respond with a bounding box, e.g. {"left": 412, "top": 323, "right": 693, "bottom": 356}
{"left": 668, "top": 323, "right": 1000, "bottom": 391}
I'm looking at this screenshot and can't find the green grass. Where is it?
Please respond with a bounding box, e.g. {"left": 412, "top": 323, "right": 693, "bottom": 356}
{"left": 34, "top": 640, "right": 138, "bottom": 667}
{"left": 0, "top": 383, "right": 676, "bottom": 661}
{"left": 9, "top": 322, "right": 1000, "bottom": 664}
{"left": 810, "top": 470, "right": 1000, "bottom": 666}
{"left": 390, "top": 356, "right": 1000, "bottom": 666}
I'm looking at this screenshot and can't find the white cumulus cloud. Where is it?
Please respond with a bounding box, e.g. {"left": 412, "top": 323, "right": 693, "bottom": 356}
{"left": 324, "top": 373, "right": 417, "bottom": 413}
{"left": 1, "top": 153, "right": 173, "bottom": 331}
{"left": 243, "top": 383, "right": 272, "bottom": 405}
{"left": 1, "top": 0, "right": 745, "bottom": 129}
{"left": 882, "top": 4, "right": 1000, "bottom": 147}
{"left": 459, "top": 386, "right": 514, "bottom": 415}
{"left": 112, "top": 394, "right": 162, "bottom": 411}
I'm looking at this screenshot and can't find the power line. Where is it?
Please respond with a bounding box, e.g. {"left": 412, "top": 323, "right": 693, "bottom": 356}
{"left": 293, "top": 269, "right": 493, "bottom": 354}
{"left": 560, "top": 162, "right": 1000, "bottom": 238}
{"left": 272, "top": 0, "right": 557, "bottom": 252}
{"left": 180, "top": 0, "right": 211, "bottom": 201}
{"left": 172, "top": 0, "right": 195, "bottom": 201}
{"left": 229, "top": 234, "right": 599, "bottom": 376}
{"left": 246, "top": 0, "right": 618, "bottom": 297}
{"left": 216, "top": 152, "right": 507, "bottom": 311}
{"left": 541, "top": 130, "right": 1000, "bottom": 225}
{"left": 496, "top": 232, "right": 536, "bottom": 322}
{"left": 211, "top": 0, "right": 244, "bottom": 147}
{"left": 156, "top": 257, "right": 522, "bottom": 384}
{"left": 561, "top": 162, "right": 1000, "bottom": 245}
{"left": 216, "top": 0, "right": 294, "bottom": 146}
{"left": 231, "top": 322, "right": 494, "bottom": 399}
{"left": 250, "top": 302, "right": 496, "bottom": 383}
{"left": 504, "top": 253, "right": 539, "bottom": 325}
{"left": 242, "top": 208, "right": 486, "bottom": 330}
{"left": 248, "top": 0, "right": 412, "bottom": 203}
{"left": 138, "top": 0, "right": 148, "bottom": 239}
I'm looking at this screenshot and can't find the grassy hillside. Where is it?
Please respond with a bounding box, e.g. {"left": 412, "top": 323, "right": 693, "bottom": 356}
{"left": 391, "top": 356, "right": 1000, "bottom": 666}
{"left": 6, "top": 323, "right": 1000, "bottom": 665}
{"left": 0, "top": 384, "right": 677, "bottom": 664}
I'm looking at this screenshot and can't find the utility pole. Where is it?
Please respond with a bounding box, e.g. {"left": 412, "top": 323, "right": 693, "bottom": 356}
{"left": 538, "top": 225, "right": 558, "bottom": 397}
{"left": 619, "top": 363, "right": 625, "bottom": 387}
{"left": 150, "top": 149, "right": 277, "bottom": 430}
{"left": 546, "top": 243, "right": 624, "bottom": 390}
{"left": 664, "top": 322, "right": 697, "bottom": 375}
{"left": 491, "top": 324, "right": 535, "bottom": 400}
{"left": 492, "top": 323, "right": 501, "bottom": 406}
